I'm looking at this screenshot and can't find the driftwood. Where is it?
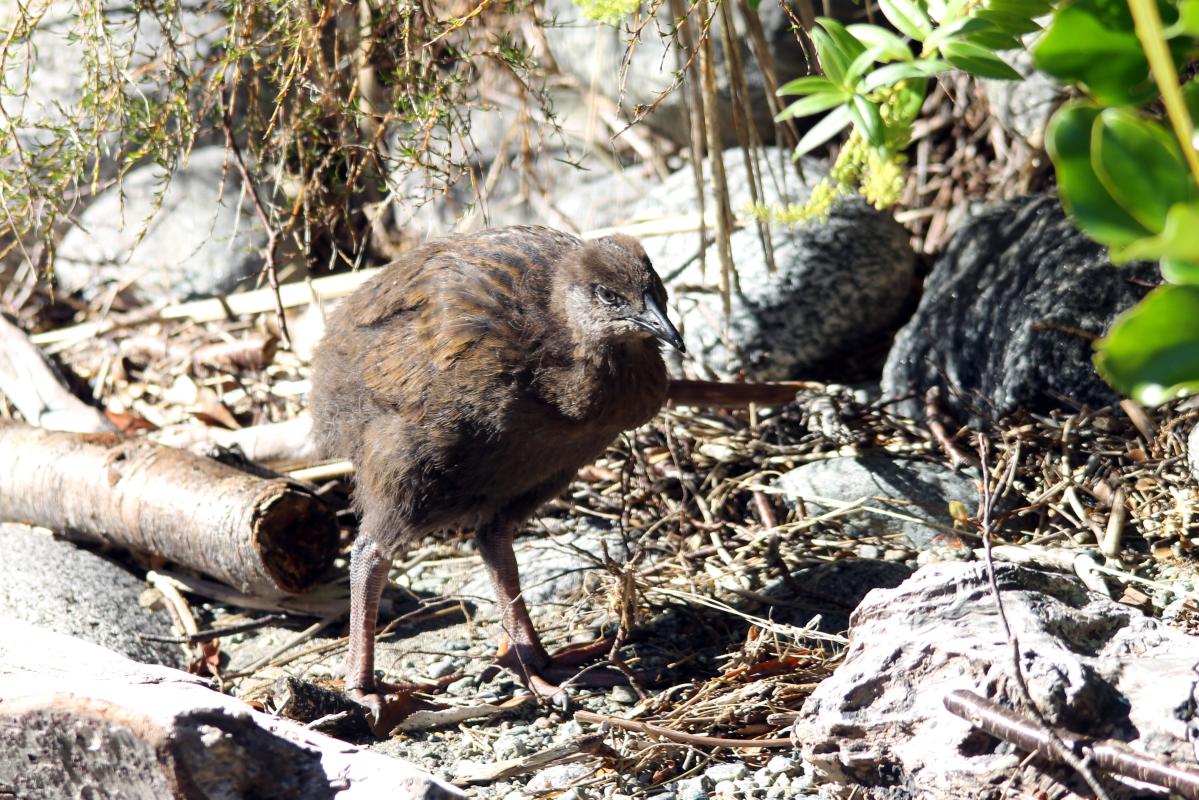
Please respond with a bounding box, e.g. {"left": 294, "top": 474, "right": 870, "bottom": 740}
{"left": 0, "top": 422, "right": 338, "bottom": 595}
{"left": 0, "top": 314, "right": 115, "bottom": 433}
{"left": 0, "top": 621, "right": 463, "bottom": 800}
{"left": 666, "top": 378, "right": 812, "bottom": 407}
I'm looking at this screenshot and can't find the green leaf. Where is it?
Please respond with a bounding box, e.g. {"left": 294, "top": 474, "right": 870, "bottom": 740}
{"left": 924, "top": 16, "right": 988, "bottom": 48}
{"left": 811, "top": 28, "right": 850, "bottom": 85}
{"left": 973, "top": 8, "right": 1043, "bottom": 35}
{"left": 1162, "top": 258, "right": 1199, "bottom": 285}
{"left": 1185, "top": 78, "right": 1199, "bottom": 123}
{"left": 1117, "top": 203, "right": 1199, "bottom": 263}
{"left": 986, "top": 0, "right": 1053, "bottom": 19}
{"left": 1095, "top": 285, "right": 1199, "bottom": 405}
{"left": 777, "top": 76, "right": 839, "bottom": 96}
{"left": 794, "top": 104, "right": 854, "bottom": 156}
{"left": 1046, "top": 102, "right": 1152, "bottom": 247}
{"left": 817, "top": 17, "right": 868, "bottom": 63}
{"left": 1033, "top": 0, "right": 1156, "bottom": 105}
{"left": 878, "top": 0, "right": 933, "bottom": 40}
{"left": 845, "top": 47, "right": 892, "bottom": 87}
{"left": 1090, "top": 108, "right": 1196, "bottom": 234}
{"left": 775, "top": 90, "right": 852, "bottom": 121}
{"left": 861, "top": 59, "right": 951, "bottom": 91}
{"left": 748, "top": 0, "right": 762, "bottom": 8}
{"left": 846, "top": 24, "right": 914, "bottom": 61}
{"left": 850, "top": 95, "right": 886, "bottom": 146}
{"left": 941, "top": 40, "right": 1022, "bottom": 79}
{"left": 1168, "top": 0, "right": 1199, "bottom": 35}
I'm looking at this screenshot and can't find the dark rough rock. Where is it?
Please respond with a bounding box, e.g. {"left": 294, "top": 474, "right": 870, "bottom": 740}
{"left": 795, "top": 561, "right": 1199, "bottom": 799}
{"left": 542, "top": 0, "right": 811, "bottom": 147}
{"left": 637, "top": 147, "right": 915, "bottom": 379}
{"left": 54, "top": 146, "right": 276, "bottom": 304}
{"left": 0, "top": 524, "right": 184, "bottom": 669}
{"left": 881, "top": 195, "right": 1160, "bottom": 423}
{"left": 775, "top": 456, "right": 978, "bottom": 552}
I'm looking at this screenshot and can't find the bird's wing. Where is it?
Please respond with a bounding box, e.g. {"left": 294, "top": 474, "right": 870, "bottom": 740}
{"left": 345, "top": 228, "right": 578, "bottom": 415}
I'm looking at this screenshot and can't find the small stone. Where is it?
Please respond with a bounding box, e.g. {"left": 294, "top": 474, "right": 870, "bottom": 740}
{"left": 558, "top": 720, "right": 585, "bottom": 738}
{"left": 425, "top": 657, "right": 457, "bottom": 679}
{"left": 754, "top": 768, "right": 773, "bottom": 788}
{"left": 610, "top": 685, "right": 639, "bottom": 704}
{"left": 765, "top": 755, "right": 796, "bottom": 775}
{"left": 711, "top": 780, "right": 738, "bottom": 799}
{"left": 704, "top": 763, "right": 748, "bottom": 782}
{"left": 493, "top": 733, "right": 528, "bottom": 760}
{"left": 446, "top": 640, "right": 470, "bottom": 651}
{"left": 854, "top": 544, "right": 882, "bottom": 560}
{"left": 675, "top": 776, "right": 709, "bottom": 800}
{"left": 531, "top": 716, "right": 553, "bottom": 730}
{"left": 525, "top": 763, "right": 594, "bottom": 792}
{"left": 446, "top": 676, "right": 475, "bottom": 695}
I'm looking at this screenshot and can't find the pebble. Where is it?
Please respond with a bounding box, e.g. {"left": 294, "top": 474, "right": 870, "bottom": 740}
{"left": 493, "top": 732, "right": 528, "bottom": 760}
{"left": 526, "top": 763, "right": 594, "bottom": 792}
{"left": 446, "top": 639, "right": 470, "bottom": 651}
{"left": 854, "top": 544, "right": 882, "bottom": 560}
{"left": 675, "top": 776, "right": 709, "bottom": 800}
{"left": 558, "top": 720, "right": 585, "bottom": 737}
{"left": 765, "top": 755, "right": 797, "bottom": 775}
{"left": 610, "top": 685, "right": 639, "bottom": 704}
{"left": 711, "top": 781, "right": 738, "bottom": 799}
{"left": 446, "top": 676, "right": 476, "bottom": 695}
{"left": 426, "top": 657, "right": 458, "bottom": 678}
{"left": 704, "top": 763, "right": 748, "bottom": 782}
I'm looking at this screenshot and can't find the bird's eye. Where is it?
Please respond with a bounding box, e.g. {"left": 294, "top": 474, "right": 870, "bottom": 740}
{"left": 594, "top": 285, "right": 623, "bottom": 306}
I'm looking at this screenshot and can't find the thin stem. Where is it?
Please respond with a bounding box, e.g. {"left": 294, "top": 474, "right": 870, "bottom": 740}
{"left": 1127, "top": 0, "right": 1199, "bottom": 186}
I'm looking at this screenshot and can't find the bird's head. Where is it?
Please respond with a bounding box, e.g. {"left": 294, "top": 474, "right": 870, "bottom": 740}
{"left": 557, "top": 233, "right": 685, "bottom": 353}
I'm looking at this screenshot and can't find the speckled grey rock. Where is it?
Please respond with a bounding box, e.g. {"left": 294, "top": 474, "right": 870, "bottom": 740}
{"left": 775, "top": 456, "right": 977, "bottom": 551}
{"left": 982, "top": 48, "right": 1064, "bottom": 147}
{"left": 637, "top": 147, "right": 915, "bottom": 379}
{"left": 795, "top": 562, "right": 1199, "bottom": 799}
{"left": 0, "top": 525, "right": 184, "bottom": 669}
{"left": 881, "top": 194, "right": 1160, "bottom": 423}
{"left": 54, "top": 146, "right": 274, "bottom": 304}
{"left": 542, "top": 0, "right": 811, "bottom": 147}
{"left": 526, "top": 763, "right": 596, "bottom": 793}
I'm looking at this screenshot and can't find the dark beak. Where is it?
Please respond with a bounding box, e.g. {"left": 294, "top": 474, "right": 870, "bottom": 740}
{"left": 634, "top": 290, "right": 686, "bottom": 352}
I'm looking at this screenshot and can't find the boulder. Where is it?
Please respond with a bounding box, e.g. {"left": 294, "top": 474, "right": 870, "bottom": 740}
{"left": 795, "top": 561, "right": 1199, "bottom": 799}
{"left": 54, "top": 146, "right": 276, "bottom": 304}
{"left": 775, "top": 456, "right": 977, "bottom": 551}
{"left": 637, "top": 147, "right": 915, "bottom": 379}
{"left": 0, "top": 524, "right": 184, "bottom": 669}
{"left": 881, "top": 194, "right": 1159, "bottom": 423}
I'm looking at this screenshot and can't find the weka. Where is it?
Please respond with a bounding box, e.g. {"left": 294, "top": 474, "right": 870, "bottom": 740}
{"left": 309, "top": 225, "right": 684, "bottom": 710}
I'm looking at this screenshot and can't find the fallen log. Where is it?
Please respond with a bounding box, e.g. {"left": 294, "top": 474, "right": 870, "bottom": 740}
{"left": 0, "top": 620, "right": 463, "bottom": 800}
{"left": 0, "top": 313, "right": 115, "bottom": 433}
{"left": 0, "top": 422, "right": 338, "bottom": 595}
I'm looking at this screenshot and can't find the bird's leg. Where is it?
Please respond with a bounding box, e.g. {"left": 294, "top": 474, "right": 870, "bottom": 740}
{"left": 477, "top": 520, "right": 651, "bottom": 701}
{"left": 476, "top": 520, "right": 557, "bottom": 696}
{"left": 343, "top": 532, "right": 392, "bottom": 716}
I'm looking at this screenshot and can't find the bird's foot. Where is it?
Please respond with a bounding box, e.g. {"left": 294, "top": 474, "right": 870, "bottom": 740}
{"left": 344, "top": 677, "right": 454, "bottom": 735}
{"left": 487, "top": 635, "right": 663, "bottom": 708}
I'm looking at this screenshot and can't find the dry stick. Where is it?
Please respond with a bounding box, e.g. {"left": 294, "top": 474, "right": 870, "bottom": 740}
{"left": 670, "top": 0, "right": 710, "bottom": 282}
{"left": 0, "top": 422, "right": 339, "bottom": 595}
{"left": 717, "top": 0, "right": 776, "bottom": 276}
{"left": 575, "top": 709, "right": 793, "bottom": 749}
{"left": 0, "top": 314, "right": 115, "bottom": 433}
{"left": 974, "top": 434, "right": 1114, "bottom": 800}
{"left": 221, "top": 105, "right": 291, "bottom": 350}
{"left": 945, "top": 690, "right": 1199, "bottom": 800}
{"left": 698, "top": 0, "right": 736, "bottom": 316}
{"left": 923, "top": 387, "right": 973, "bottom": 469}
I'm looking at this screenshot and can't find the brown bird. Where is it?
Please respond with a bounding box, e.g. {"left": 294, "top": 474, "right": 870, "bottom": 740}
{"left": 309, "top": 225, "right": 683, "bottom": 711}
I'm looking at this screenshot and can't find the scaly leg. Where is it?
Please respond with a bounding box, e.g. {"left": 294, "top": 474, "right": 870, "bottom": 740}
{"left": 343, "top": 532, "right": 392, "bottom": 715}
{"left": 476, "top": 518, "right": 658, "bottom": 702}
